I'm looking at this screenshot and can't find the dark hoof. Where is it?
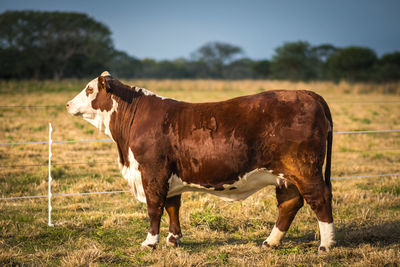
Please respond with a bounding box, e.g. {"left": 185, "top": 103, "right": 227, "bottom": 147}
{"left": 166, "top": 239, "right": 179, "bottom": 247}
{"left": 166, "top": 233, "right": 181, "bottom": 247}
{"left": 318, "top": 246, "right": 328, "bottom": 254}
{"left": 261, "top": 241, "right": 271, "bottom": 249}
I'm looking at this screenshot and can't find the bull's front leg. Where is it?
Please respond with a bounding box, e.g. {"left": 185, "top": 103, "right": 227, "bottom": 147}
{"left": 140, "top": 170, "right": 169, "bottom": 249}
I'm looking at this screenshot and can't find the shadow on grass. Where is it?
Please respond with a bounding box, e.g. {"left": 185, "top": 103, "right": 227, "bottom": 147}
{"left": 179, "top": 220, "right": 400, "bottom": 251}
{"left": 336, "top": 220, "right": 400, "bottom": 247}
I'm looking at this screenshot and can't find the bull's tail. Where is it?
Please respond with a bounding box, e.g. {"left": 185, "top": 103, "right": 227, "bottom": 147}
{"left": 322, "top": 98, "right": 333, "bottom": 189}
{"left": 310, "top": 91, "right": 333, "bottom": 189}
{"left": 325, "top": 127, "right": 333, "bottom": 189}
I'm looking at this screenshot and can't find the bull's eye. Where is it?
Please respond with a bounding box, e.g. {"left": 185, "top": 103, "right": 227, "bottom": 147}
{"left": 86, "top": 87, "right": 94, "bottom": 95}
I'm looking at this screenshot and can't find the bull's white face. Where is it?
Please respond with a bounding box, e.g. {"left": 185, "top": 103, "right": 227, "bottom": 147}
{"left": 66, "top": 72, "right": 118, "bottom": 137}
{"left": 66, "top": 78, "right": 100, "bottom": 119}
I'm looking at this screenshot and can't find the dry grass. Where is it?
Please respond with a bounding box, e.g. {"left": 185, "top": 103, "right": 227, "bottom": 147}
{"left": 0, "top": 79, "right": 399, "bottom": 266}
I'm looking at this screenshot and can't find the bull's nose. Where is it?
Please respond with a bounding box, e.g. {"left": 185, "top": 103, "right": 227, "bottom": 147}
{"left": 66, "top": 102, "right": 70, "bottom": 109}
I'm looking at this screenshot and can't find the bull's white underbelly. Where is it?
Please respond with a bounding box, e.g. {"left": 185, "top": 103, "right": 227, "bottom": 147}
{"left": 167, "top": 169, "right": 281, "bottom": 201}
{"left": 120, "top": 148, "right": 285, "bottom": 203}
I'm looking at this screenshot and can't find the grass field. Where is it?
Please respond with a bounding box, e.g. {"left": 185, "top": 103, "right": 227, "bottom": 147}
{"left": 1, "top": 79, "right": 399, "bottom": 266}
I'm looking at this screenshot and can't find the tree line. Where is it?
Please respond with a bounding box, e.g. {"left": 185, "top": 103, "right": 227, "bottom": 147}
{"left": 1, "top": 10, "right": 400, "bottom": 82}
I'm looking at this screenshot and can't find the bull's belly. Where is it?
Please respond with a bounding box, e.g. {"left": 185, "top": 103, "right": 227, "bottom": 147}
{"left": 167, "top": 168, "right": 284, "bottom": 201}
{"left": 120, "top": 149, "right": 286, "bottom": 203}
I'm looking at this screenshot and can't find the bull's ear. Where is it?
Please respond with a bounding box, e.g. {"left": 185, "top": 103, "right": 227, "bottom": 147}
{"left": 98, "top": 76, "right": 111, "bottom": 92}
{"left": 101, "top": 71, "right": 111, "bottom": 77}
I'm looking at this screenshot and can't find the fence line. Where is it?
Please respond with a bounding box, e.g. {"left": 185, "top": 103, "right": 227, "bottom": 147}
{"left": 1, "top": 129, "right": 399, "bottom": 146}
{"left": 0, "top": 161, "right": 115, "bottom": 168}
{"left": 1, "top": 173, "right": 399, "bottom": 201}
{"left": 329, "top": 100, "right": 400, "bottom": 104}
{"left": 3, "top": 144, "right": 400, "bottom": 169}
{"left": 334, "top": 129, "right": 400, "bottom": 134}
{"left": 331, "top": 173, "right": 400, "bottom": 180}
{"left": 3, "top": 145, "right": 400, "bottom": 169}
{"left": 0, "top": 105, "right": 63, "bottom": 108}
{"left": 0, "top": 191, "right": 130, "bottom": 201}
{"left": 0, "top": 139, "right": 113, "bottom": 146}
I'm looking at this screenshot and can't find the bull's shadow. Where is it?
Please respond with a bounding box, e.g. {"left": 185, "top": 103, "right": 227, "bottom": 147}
{"left": 180, "top": 220, "right": 400, "bottom": 250}
{"left": 333, "top": 220, "right": 400, "bottom": 247}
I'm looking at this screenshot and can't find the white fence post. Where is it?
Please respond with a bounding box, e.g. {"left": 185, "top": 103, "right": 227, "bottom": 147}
{"left": 48, "top": 123, "right": 54, "bottom": 227}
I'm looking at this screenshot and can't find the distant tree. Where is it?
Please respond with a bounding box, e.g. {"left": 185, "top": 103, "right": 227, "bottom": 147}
{"left": 327, "top": 46, "right": 377, "bottom": 82}
{"left": 0, "top": 47, "right": 30, "bottom": 79}
{"left": 312, "top": 44, "right": 338, "bottom": 79}
{"left": 138, "top": 58, "right": 158, "bottom": 78}
{"left": 155, "top": 58, "right": 199, "bottom": 78}
{"left": 191, "top": 41, "right": 243, "bottom": 78}
{"left": 223, "top": 58, "right": 255, "bottom": 79}
{"left": 109, "top": 50, "right": 142, "bottom": 79}
{"left": 168, "top": 58, "right": 197, "bottom": 78}
{"left": 252, "top": 60, "right": 270, "bottom": 78}
{"left": 150, "top": 60, "right": 181, "bottom": 78}
{"left": 270, "top": 41, "right": 319, "bottom": 81}
{"left": 374, "top": 51, "right": 400, "bottom": 82}
{"left": 187, "top": 60, "right": 213, "bottom": 78}
{"left": 312, "top": 44, "right": 338, "bottom": 62}
{"left": 0, "top": 10, "right": 114, "bottom": 79}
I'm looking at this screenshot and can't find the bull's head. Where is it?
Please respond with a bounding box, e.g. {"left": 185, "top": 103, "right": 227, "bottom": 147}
{"left": 66, "top": 71, "right": 117, "bottom": 136}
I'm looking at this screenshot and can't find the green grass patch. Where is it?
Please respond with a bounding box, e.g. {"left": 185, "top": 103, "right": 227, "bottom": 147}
{"left": 349, "top": 116, "right": 372, "bottom": 124}
{"left": 190, "top": 208, "right": 237, "bottom": 232}
{"left": 29, "top": 125, "right": 46, "bottom": 132}
{"left": 356, "top": 182, "right": 400, "bottom": 196}
{"left": 74, "top": 122, "right": 85, "bottom": 129}
{"left": 85, "top": 129, "right": 94, "bottom": 135}
{"left": 374, "top": 185, "right": 400, "bottom": 196}
{"left": 338, "top": 146, "right": 356, "bottom": 152}
{"left": 276, "top": 246, "right": 307, "bottom": 255}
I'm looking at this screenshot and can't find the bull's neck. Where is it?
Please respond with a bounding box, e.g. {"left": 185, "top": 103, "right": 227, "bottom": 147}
{"left": 108, "top": 87, "right": 169, "bottom": 146}
{"left": 108, "top": 92, "right": 145, "bottom": 145}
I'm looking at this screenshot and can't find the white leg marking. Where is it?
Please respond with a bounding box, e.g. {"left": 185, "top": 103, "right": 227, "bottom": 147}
{"left": 141, "top": 232, "right": 160, "bottom": 248}
{"left": 263, "top": 225, "right": 286, "bottom": 247}
{"left": 318, "top": 221, "right": 336, "bottom": 251}
{"left": 166, "top": 232, "right": 181, "bottom": 247}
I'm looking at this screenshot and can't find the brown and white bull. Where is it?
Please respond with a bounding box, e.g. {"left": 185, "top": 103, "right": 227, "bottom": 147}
{"left": 66, "top": 72, "right": 335, "bottom": 252}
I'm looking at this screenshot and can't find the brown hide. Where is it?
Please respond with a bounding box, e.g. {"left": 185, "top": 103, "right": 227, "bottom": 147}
{"left": 95, "top": 77, "right": 331, "bottom": 193}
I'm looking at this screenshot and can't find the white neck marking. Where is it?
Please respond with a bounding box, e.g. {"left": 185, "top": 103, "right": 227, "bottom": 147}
{"left": 83, "top": 96, "right": 118, "bottom": 139}
{"left": 119, "top": 148, "right": 146, "bottom": 203}
{"left": 133, "top": 86, "right": 175, "bottom": 101}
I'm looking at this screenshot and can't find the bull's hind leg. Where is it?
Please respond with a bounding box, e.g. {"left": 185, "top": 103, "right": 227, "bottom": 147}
{"left": 297, "top": 179, "right": 336, "bottom": 252}
{"left": 165, "top": 194, "right": 182, "bottom": 246}
{"left": 262, "top": 183, "right": 303, "bottom": 247}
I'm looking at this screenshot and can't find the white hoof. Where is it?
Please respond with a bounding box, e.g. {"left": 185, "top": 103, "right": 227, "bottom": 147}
{"left": 166, "top": 232, "right": 181, "bottom": 247}
{"left": 262, "top": 225, "right": 286, "bottom": 248}
{"left": 318, "top": 221, "right": 336, "bottom": 253}
{"left": 141, "top": 233, "right": 159, "bottom": 249}
{"left": 261, "top": 240, "right": 274, "bottom": 248}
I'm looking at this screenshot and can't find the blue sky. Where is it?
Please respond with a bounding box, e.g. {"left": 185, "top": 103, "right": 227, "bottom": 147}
{"left": 1, "top": 0, "right": 399, "bottom": 60}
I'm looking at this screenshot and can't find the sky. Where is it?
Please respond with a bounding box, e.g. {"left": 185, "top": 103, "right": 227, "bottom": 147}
{"left": 1, "top": 0, "right": 400, "bottom": 60}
